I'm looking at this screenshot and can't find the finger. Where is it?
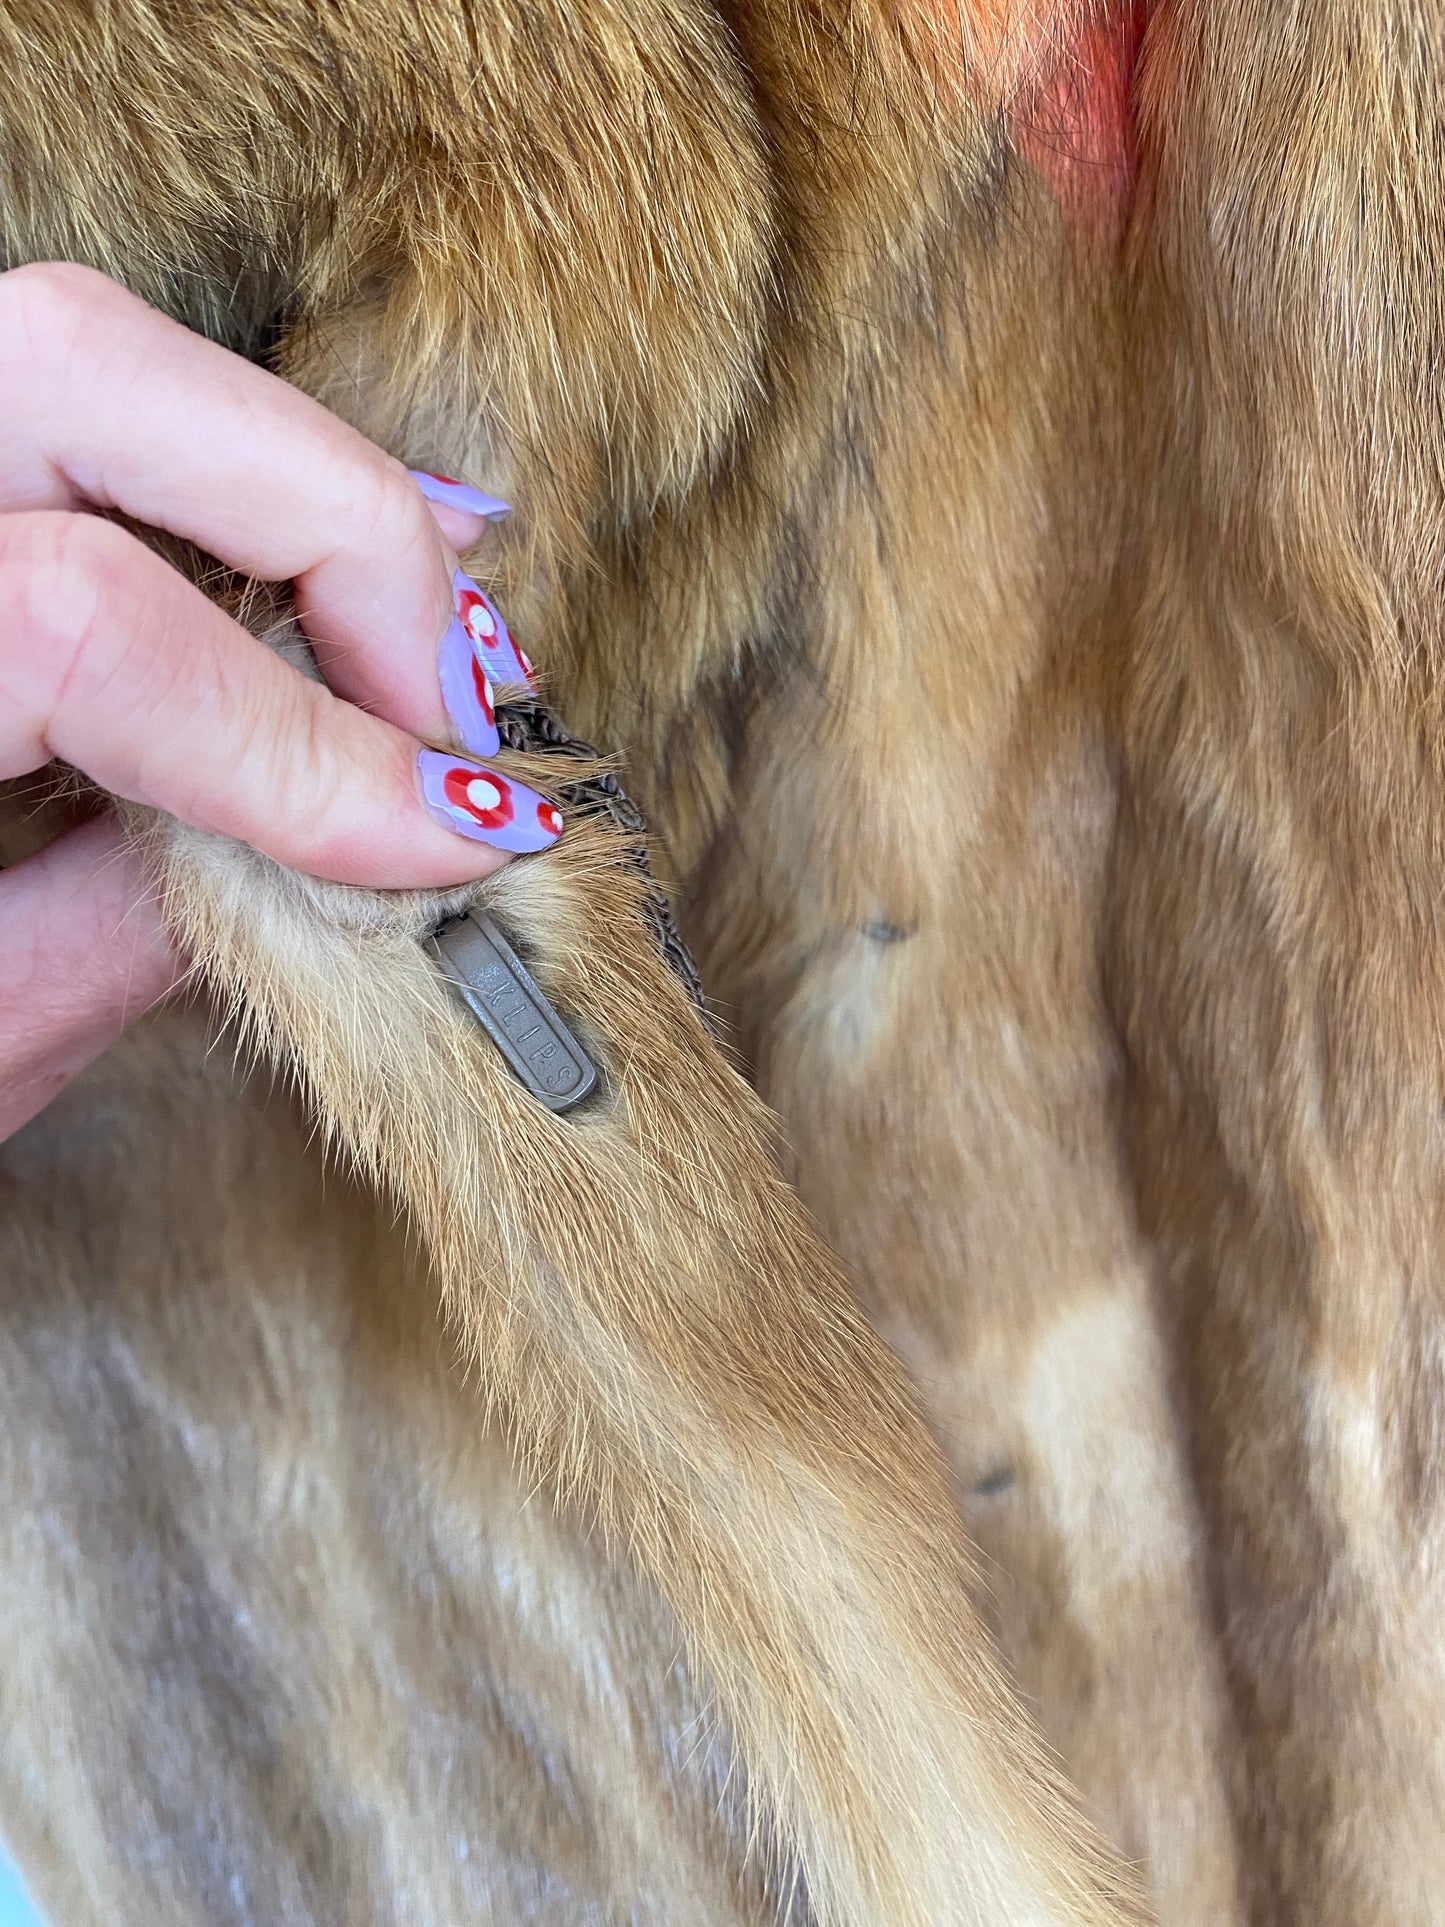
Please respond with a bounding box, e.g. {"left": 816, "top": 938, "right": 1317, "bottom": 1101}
{"left": 410, "top": 473, "right": 504, "bottom": 557}
{"left": 0, "top": 263, "right": 471, "bottom": 740}
{"left": 429, "top": 501, "right": 493, "bottom": 554}
{"left": 410, "top": 468, "right": 510, "bottom": 534}
{"left": 0, "top": 512, "right": 562, "bottom": 886}
{"left": 0, "top": 814, "right": 182, "bottom": 1142}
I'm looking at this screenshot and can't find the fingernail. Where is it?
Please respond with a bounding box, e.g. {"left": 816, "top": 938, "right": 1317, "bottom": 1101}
{"left": 410, "top": 470, "right": 510, "bottom": 520}
{"left": 453, "top": 570, "right": 536, "bottom": 689}
{"left": 438, "top": 611, "right": 500, "bottom": 758}
{"left": 417, "top": 749, "right": 564, "bottom": 853}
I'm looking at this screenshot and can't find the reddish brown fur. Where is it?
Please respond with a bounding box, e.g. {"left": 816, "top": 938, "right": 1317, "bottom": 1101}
{"left": 1, "top": 1, "right": 1443, "bottom": 1923}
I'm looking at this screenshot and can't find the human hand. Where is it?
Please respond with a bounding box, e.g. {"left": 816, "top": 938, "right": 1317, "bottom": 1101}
{"left": 0, "top": 263, "right": 559, "bottom": 1141}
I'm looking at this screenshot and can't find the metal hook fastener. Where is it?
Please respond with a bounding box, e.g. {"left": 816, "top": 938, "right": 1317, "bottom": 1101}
{"left": 427, "top": 908, "right": 598, "bottom": 1114}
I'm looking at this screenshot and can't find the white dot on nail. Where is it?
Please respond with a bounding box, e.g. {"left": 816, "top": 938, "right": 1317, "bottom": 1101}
{"left": 466, "top": 776, "right": 502, "bottom": 814}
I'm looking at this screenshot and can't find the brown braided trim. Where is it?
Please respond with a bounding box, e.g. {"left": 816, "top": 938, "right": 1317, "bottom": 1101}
{"left": 494, "top": 697, "right": 710, "bottom": 1022}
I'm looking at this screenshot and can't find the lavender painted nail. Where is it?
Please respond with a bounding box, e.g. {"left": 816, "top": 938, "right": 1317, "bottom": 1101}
{"left": 417, "top": 749, "right": 564, "bottom": 854}
{"left": 410, "top": 469, "right": 510, "bottom": 520}
{"left": 438, "top": 611, "right": 500, "bottom": 759}
{"left": 452, "top": 570, "right": 536, "bottom": 689}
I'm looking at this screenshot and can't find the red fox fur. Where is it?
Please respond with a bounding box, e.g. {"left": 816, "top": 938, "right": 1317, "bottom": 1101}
{"left": 2, "top": 4, "right": 1443, "bottom": 1923}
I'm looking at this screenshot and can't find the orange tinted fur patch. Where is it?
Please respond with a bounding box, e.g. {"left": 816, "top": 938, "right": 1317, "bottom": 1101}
{"left": 949, "top": 0, "right": 1146, "bottom": 231}
{"left": 1014, "top": 2, "right": 1146, "bottom": 229}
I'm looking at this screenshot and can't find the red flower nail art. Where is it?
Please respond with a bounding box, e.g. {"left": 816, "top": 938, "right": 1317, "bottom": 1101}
{"left": 418, "top": 748, "right": 563, "bottom": 852}
{"left": 470, "top": 655, "right": 495, "bottom": 728}
{"left": 450, "top": 569, "right": 535, "bottom": 688}
{"left": 442, "top": 765, "right": 515, "bottom": 832}
{"left": 457, "top": 585, "right": 497, "bottom": 650}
